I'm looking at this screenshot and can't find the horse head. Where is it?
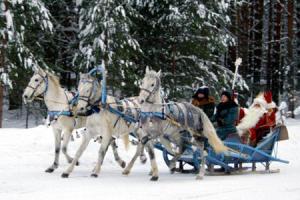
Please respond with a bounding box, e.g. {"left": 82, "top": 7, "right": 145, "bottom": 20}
{"left": 76, "top": 73, "right": 102, "bottom": 115}
{"left": 139, "top": 66, "right": 161, "bottom": 104}
{"left": 23, "top": 67, "right": 48, "bottom": 104}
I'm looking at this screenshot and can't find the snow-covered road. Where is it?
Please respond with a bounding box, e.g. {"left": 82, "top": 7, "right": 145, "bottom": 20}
{"left": 0, "top": 120, "right": 299, "bottom": 200}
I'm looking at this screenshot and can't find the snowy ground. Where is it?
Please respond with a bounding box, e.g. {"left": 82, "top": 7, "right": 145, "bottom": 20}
{"left": 0, "top": 119, "right": 299, "bottom": 200}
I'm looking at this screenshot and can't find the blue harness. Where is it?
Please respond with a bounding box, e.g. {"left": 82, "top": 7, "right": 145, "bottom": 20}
{"left": 48, "top": 111, "right": 73, "bottom": 118}
{"left": 108, "top": 105, "right": 137, "bottom": 123}
{"left": 140, "top": 111, "right": 166, "bottom": 120}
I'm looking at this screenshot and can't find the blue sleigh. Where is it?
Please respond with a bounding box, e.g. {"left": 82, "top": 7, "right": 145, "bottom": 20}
{"left": 155, "top": 125, "right": 289, "bottom": 174}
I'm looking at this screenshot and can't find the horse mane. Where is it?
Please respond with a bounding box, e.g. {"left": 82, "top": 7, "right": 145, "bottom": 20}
{"left": 46, "top": 72, "right": 61, "bottom": 87}
{"left": 80, "top": 73, "right": 99, "bottom": 82}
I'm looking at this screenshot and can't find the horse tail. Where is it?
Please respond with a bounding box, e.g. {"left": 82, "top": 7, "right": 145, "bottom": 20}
{"left": 198, "top": 108, "right": 228, "bottom": 153}
{"left": 122, "top": 133, "right": 130, "bottom": 151}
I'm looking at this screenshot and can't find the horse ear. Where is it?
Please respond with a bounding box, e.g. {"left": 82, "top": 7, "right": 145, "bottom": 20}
{"left": 157, "top": 70, "right": 161, "bottom": 77}
{"left": 145, "top": 66, "right": 149, "bottom": 74}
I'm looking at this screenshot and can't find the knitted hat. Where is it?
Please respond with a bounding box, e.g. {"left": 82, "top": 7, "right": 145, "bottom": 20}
{"left": 221, "top": 90, "right": 232, "bottom": 100}
{"left": 193, "top": 86, "right": 209, "bottom": 98}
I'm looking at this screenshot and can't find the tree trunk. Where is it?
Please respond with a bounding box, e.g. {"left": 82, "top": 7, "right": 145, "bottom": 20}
{"left": 0, "top": 0, "right": 9, "bottom": 127}
{"left": 271, "top": 0, "right": 283, "bottom": 104}
{"left": 287, "top": 0, "right": 295, "bottom": 118}
{"left": 253, "top": 0, "right": 264, "bottom": 94}
{"left": 266, "top": 0, "right": 273, "bottom": 90}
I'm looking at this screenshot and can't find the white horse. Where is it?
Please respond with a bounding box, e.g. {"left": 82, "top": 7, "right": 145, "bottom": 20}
{"left": 61, "top": 73, "right": 149, "bottom": 178}
{"left": 136, "top": 67, "right": 229, "bottom": 180}
{"left": 23, "top": 67, "right": 126, "bottom": 173}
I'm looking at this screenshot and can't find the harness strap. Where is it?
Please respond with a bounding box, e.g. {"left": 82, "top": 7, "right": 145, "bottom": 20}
{"left": 113, "top": 116, "right": 121, "bottom": 128}
{"left": 48, "top": 111, "right": 73, "bottom": 116}
{"left": 108, "top": 105, "right": 137, "bottom": 123}
{"left": 140, "top": 111, "right": 166, "bottom": 120}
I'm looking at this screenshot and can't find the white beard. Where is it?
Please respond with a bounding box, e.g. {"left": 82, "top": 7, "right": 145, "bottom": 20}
{"left": 237, "top": 106, "right": 266, "bottom": 136}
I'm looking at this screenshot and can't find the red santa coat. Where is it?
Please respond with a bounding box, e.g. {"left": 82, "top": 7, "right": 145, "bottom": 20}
{"left": 249, "top": 108, "right": 277, "bottom": 145}
{"left": 237, "top": 107, "right": 246, "bottom": 125}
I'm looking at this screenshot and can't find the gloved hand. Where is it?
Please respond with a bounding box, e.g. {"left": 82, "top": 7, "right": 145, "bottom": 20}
{"left": 217, "top": 118, "right": 225, "bottom": 126}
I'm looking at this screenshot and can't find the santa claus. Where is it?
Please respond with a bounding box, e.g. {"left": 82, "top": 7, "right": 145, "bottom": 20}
{"left": 237, "top": 91, "right": 277, "bottom": 146}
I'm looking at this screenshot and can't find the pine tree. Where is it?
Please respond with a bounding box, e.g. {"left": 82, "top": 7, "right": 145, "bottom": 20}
{"left": 133, "top": 0, "right": 248, "bottom": 99}
{"left": 0, "top": 0, "right": 54, "bottom": 109}
{"left": 42, "top": 0, "right": 80, "bottom": 89}
{"left": 75, "top": 0, "right": 142, "bottom": 97}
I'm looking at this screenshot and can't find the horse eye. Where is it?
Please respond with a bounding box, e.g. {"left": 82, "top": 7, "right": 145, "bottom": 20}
{"left": 151, "top": 83, "right": 154, "bottom": 87}
{"left": 35, "top": 79, "right": 39, "bottom": 82}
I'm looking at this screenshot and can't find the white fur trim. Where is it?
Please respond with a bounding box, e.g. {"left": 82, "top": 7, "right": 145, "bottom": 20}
{"left": 237, "top": 106, "right": 266, "bottom": 136}
{"left": 252, "top": 97, "right": 268, "bottom": 108}
{"left": 243, "top": 108, "right": 248, "bottom": 115}
{"left": 266, "top": 101, "right": 276, "bottom": 109}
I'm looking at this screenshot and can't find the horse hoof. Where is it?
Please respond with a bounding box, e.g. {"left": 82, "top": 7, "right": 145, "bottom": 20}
{"left": 45, "top": 168, "right": 55, "bottom": 173}
{"left": 61, "top": 173, "right": 69, "bottom": 178}
{"left": 76, "top": 161, "right": 80, "bottom": 166}
{"left": 122, "top": 170, "right": 130, "bottom": 175}
{"left": 91, "top": 173, "right": 98, "bottom": 178}
{"left": 150, "top": 176, "right": 159, "bottom": 181}
{"left": 170, "top": 168, "right": 176, "bottom": 174}
{"left": 196, "top": 175, "right": 204, "bottom": 180}
{"left": 121, "top": 161, "right": 126, "bottom": 168}
{"left": 140, "top": 156, "right": 147, "bottom": 164}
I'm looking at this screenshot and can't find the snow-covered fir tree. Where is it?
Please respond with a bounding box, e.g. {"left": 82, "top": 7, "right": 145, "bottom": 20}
{"left": 133, "top": 0, "right": 248, "bottom": 99}
{"left": 0, "top": 0, "right": 53, "bottom": 109}
{"left": 75, "top": 0, "right": 142, "bottom": 96}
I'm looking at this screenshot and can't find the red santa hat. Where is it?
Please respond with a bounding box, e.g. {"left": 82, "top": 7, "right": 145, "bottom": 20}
{"left": 252, "top": 91, "right": 276, "bottom": 109}
{"left": 264, "top": 91, "right": 276, "bottom": 109}
{"left": 252, "top": 93, "right": 268, "bottom": 108}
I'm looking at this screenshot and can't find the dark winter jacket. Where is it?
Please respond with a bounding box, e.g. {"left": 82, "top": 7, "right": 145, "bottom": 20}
{"left": 192, "top": 96, "right": 215, "bottom": 119}
{"left": 212, "top": 101, "right": 239, "bottom": 140}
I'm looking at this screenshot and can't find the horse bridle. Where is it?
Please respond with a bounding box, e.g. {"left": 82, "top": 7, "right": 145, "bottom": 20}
{"left": 78, "top": 78, "right": 101, "bottom": 107}
{"left": 140, "top": 76, "right": 161, "bottom": 103}
{"left": 26, "top": 73, "right": 48, "bottom": 99}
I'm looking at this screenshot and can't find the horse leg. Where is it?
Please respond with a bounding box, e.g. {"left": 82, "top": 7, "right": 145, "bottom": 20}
{"left": 139, "top": 147, "right": 147, "bottom": 164}
{"left": 61, "top": 129, "right": 78, "bottom": 165}
{"left": 61, "top": 132, "right": 92, "bottom": 178}
{"left": 196, "top": 142, "right": 207, "bottom": 180}
{"left": 167, "top": 138, "right": 184, "bottom": 174}
{"left": 146, "top": 143, "right": 159, "bottom": 181}
{"left": 169, "top": 153, "right": 182, "bottom": 174}
{"left": 110, "top": 138, "right": 126, "bottom": 168}
{"left": 122, "top": 142, "right": 144, "bottom": 175}
{"left": 45, "top": 128, "right": 61, "bottom": 173}
{"left": 91, "top": 135, "right": 112, "bottom": 177}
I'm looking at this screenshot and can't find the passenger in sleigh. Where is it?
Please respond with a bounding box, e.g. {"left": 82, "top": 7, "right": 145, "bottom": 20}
{"left": 191, "top": 86, "right": 216, "bottom": 120}
{"left": 212, "top": 91, "right": 240, "bottom": 141}
{"left": 237, "top": 91, "right": 278, "bottom": 147}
